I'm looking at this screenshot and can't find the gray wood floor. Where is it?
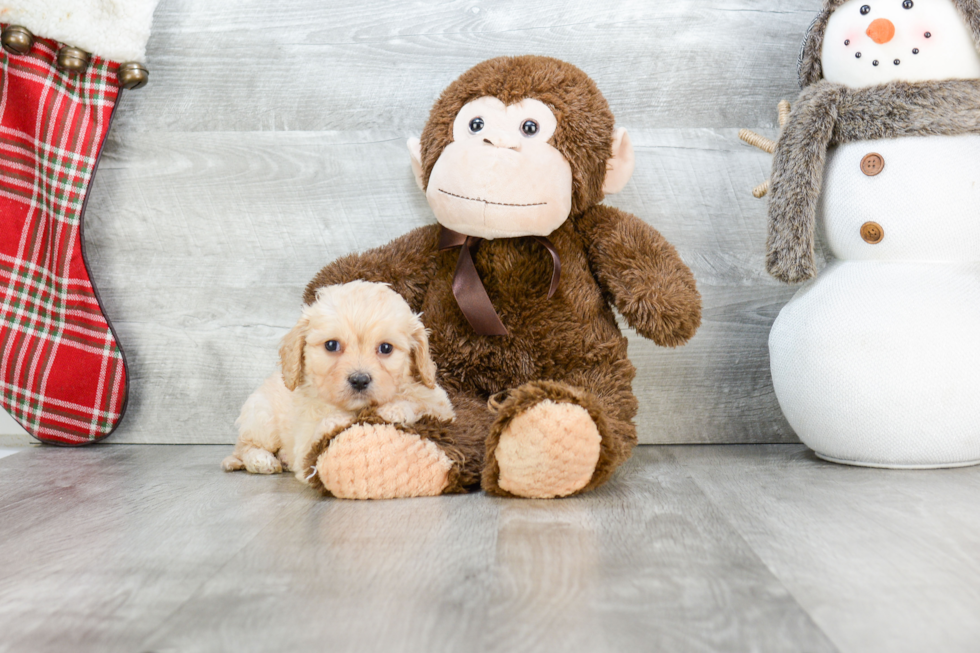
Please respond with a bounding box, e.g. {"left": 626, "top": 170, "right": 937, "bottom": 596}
{"left": 2, "top": 445, "right": 978, "bottom": 653}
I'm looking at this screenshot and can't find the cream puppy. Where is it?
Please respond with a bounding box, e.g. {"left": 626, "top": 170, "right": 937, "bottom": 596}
{"left": 222, "top": 281, "right": 454, "bottom": 482}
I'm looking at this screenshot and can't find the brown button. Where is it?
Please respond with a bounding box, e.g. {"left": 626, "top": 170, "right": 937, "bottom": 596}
{"left": 860, "top": 221, "right": 884, "bottom": 244}
{"left": 861, "top": 153, "right": 885, "bottom": 176}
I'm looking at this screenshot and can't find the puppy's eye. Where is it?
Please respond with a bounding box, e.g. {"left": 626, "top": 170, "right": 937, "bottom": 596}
{"left": 861, "top": 4, "right": 871, "bottom": 14}
{"left": 522, "top": 120, "right": 539, "bottom": 136}
{"left": 325, "top": 340, "right": 340, "bottom": 352}
{"left": 378, "top": 343, "right": 393, "bottom": 355}
{"left": 468, "top": 117, "right": 484, "bottom": 133}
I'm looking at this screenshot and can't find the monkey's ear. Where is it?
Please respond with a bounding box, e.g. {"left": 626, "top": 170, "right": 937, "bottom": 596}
{"left": 407, "top": 137, "right": 425, "bottom": 191}
{"left": 279, "top": 315, "right": 309, "bottom": 391}
{"left": 602, "top": 128, "right": 635, "bottom": 194}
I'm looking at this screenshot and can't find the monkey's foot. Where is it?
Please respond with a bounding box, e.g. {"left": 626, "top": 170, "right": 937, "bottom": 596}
{"left": 308, "top": 424, "right": 453, "bottom": 500}
{"left": 486, "top": 383, "right": 603, "bottom": 498}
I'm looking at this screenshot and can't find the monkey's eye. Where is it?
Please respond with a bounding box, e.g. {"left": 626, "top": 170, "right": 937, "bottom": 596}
{"left": 325, "top": 340, "right": 340, "bottom": 352}
{"left": 378, "top": 343, "right": 393, "bottom": 355}
{"left": 521, "top": 120, "right": 539, "bottom": 136}
{"left": 902, "top": 0, "right": 913, "bottom": 8}
{"left": 861, "top": 4, "right": 871, "bottom": 14}
{"left": 468, "top": 117, "right": 484, "bottom": 133}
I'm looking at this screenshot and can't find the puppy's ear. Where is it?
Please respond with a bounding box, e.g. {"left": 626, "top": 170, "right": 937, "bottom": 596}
{"left": 410, "top": 320, "right": 437, "bottom": 389}
{"left": 279, "top": 315, "right": 309, "bottom": 391}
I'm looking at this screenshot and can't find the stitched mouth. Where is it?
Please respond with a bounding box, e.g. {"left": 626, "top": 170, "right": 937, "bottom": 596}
{"left": 438, "top": 189, "right": 546, "bottom": 207}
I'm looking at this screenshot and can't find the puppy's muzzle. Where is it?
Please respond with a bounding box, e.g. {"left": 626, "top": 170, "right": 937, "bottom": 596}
{"left": 347, "top": 372, "right": 372, "bottom": 392}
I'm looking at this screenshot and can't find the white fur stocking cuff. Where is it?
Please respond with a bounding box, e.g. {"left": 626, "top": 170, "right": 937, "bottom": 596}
{"left": 1, "top": 0, "right": 160, "bottom": 63}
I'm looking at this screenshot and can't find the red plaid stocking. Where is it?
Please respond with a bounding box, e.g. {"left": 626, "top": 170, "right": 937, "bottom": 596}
{"left": 0, "top": 29, "right": 127, "bottom": 445}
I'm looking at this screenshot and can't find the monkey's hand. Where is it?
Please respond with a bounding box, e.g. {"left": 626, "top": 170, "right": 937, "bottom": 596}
{"left": 576, "top": 204, "right": 701, "bottom": 348}
{"left": 303, "top": 224, "right": 440, "bottom": 311}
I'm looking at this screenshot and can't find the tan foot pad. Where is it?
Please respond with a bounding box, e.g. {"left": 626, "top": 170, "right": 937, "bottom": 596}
{"left": 317, "top": 424, "right": 453, "bottom": 500}
{"left": 495, "top": 400, "right": 601, "bottom": 499}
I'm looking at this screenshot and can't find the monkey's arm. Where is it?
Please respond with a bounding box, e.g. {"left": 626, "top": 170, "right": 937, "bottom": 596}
{"left": 303, "top": 225, "right": 440, "bottom": 311}
{"left": 576, "top": 205, "right": 701, "bottom": 348}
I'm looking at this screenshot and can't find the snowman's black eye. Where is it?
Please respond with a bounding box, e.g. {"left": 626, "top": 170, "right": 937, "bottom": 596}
{"left": 861, "top": 5, "right": 871, "bottom": 15}
{"left": 925, "top": 31, "right": 932, "bottom": 38}
{"left": 521, "top": 120, "right": 539, "bottom": 136}
{"left": 913, "top": 48, "right": 920, "bottom": 54}
{"left": 873, "top": 60, "right": 880, "bottom": 66}
{"left": 845, "top": 39, "right": 851, "bottom": 45}
{"left": 894, "top": 59, "right": 901, "bottom": 65}
{"left": 856, "top": 52, "right": 863, "bottom": 58}
{"left": 468, "top": 117, "right": 484, "bottom": 133}
{"left": 325, "top": 340, "right": 340, "bottom": 352}
{"left": 903, "top": 0, "right": 913, "bottom": 8}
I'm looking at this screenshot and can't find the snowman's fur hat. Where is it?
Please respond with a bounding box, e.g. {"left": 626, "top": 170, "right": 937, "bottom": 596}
{"left": 798, "top": 0, "right": 980, "bottom": 87}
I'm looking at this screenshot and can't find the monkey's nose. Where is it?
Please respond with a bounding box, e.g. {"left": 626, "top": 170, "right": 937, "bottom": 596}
{"left": 867, "top": 18, "right": 895, "bottom": 44}
{"left": 348, "top": 372, "right": 372, "bottom": 392}
{"left": 482, "top": 133, "right": 519, "bottom": 149}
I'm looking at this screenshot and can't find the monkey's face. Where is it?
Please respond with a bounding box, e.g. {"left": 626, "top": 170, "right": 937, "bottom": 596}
{"left": 424, "top": 97, "right": 573, "bottom": 240}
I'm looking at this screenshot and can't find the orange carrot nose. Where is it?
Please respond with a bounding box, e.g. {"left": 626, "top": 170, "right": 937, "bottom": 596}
{"left": 867, "top": 18, "right": 896, "bottom": 44}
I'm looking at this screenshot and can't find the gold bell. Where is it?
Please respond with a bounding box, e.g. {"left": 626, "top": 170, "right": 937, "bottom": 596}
{"left": 1, "top": 25, "right": 34, "bottom": 55}
{"left": 57, "top": 46, "right": 90, "bottom": 73}
{"left": 116, "top": 62, "right": 149, "bottom": 90}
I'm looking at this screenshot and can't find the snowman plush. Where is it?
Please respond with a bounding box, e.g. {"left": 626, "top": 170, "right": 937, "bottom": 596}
{"left": 765, "top": 0, "right": 980, "bottom": 467}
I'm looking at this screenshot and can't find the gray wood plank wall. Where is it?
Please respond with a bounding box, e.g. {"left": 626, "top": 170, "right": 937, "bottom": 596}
{"left": 7, "top": 0, "right": 829, "bottom": 444}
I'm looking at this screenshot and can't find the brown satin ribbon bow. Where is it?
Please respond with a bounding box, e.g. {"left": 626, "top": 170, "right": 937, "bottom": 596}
{"left": 439, "top": 226, "right": 561, "bottom": 337}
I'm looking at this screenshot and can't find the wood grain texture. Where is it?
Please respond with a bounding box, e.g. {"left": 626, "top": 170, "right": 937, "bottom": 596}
{"left": 676, "top": 445, "right": 980, "bottom": 653}
{"left": 69, "top": 0, "right": 827, "bottom": 444}
{"left": 481, "top": 449, "right": 835, "bottom": 653}
{"left": 0, "top": 445, "right": 843, "bottom": 653}
{"left": 0, "top": 446, "right": 312, "bottom": 652}
{"left": 112, "top": 0, "right": 813, "bottom": 134}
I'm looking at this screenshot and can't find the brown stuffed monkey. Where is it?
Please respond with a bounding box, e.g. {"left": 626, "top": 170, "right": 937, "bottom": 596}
{"left": 300, "top": 56, "right": 701, "bottom": 499}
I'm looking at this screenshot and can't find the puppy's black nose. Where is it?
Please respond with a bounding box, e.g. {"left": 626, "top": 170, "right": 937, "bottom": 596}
{"left": 348, "top": 373, "right": 372, "bottom": 392}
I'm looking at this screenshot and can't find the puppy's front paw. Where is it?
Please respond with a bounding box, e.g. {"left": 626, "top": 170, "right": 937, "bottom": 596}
{"left": 422, "top": 386, "right": 455, "bottom": 423}
{"left": 376, "top": 401, "right": 419, "bottom": 425}
{"left": 315, "top": 416, "right": 354, "bottom": 439}
{"left": 241, "top": 448, "right": 282, "bottom": 475}
{"left": 221, "top": 454, "right": 244, "bottom": 472}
